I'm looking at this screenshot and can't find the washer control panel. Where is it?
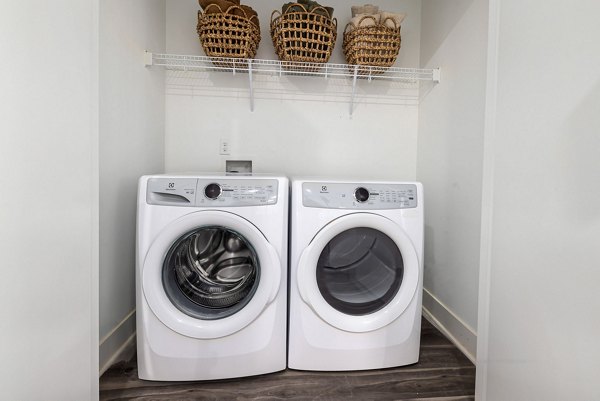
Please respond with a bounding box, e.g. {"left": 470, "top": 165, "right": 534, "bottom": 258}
{"left": 147, "top": 178, "right": 278, "bottom": 207}
{"left": 197, "top": 179, "right": 278, "bottom": 206}
{"left": 302, "top": 182, "right": 418, "bottom": 209}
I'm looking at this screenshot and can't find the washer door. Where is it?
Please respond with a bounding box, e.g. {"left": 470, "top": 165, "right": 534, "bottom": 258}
{"left": 142, "top": 210, "right": 281, "bottom": 339}
{"left": 297, "top": 213, "right": 419, "bottom": 333}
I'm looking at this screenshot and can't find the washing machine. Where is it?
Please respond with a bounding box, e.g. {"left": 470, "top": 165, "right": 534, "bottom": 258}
{"left": 288, "top": 179, "right": 423, "bottom": 371}
{"left": 136, "top": 174, "right": 288, "bottom": 381}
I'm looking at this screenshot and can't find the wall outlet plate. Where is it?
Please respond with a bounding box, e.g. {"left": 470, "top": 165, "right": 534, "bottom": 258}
{"left": 219, "top": 138, "right": 231, "bottom": 155}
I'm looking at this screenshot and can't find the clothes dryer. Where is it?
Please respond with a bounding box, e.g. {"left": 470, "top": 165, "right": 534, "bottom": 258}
{"left": 136, "top": 174, "right": 288, "bottom": 380}
{"left": 288, "top": 179, "right": 423, "bottom": 370}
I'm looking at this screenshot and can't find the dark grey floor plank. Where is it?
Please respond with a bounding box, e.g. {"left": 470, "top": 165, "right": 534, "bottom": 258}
{"left": 100, "top": 317, "right": 475, "bottom": 401}
{"left": 402, "top": 397, "right": 475, "bottom": 401}
{"left": 101, "top": 367, "right": 475, "bottom": 401}
{"left": 344, "top": 367, "right": 475, "bottom": 400}
{"left": 420, "top": 320, "right": 455, "bottom": 348}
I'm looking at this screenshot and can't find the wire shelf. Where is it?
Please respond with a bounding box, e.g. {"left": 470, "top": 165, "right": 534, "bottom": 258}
{"left": 144, "top": 51, "right": 440, "bottom": 114}
{"left": 147, "top": 52, "right": 439, "bottom": 82}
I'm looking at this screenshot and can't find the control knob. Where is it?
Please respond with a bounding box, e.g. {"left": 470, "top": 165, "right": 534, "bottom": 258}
{"left": 354, "top": 187, "right": 370, "bottom": 203}
{"left": 204, "top": 183, "right": 222, "bottom": 200}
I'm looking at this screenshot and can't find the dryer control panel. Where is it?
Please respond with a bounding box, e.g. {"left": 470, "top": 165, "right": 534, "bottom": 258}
{"left": 302, "top": 182, "right": 417, "bottom": 209}
{"left": 146, "top": 178, "right": 278, "bottom": 207}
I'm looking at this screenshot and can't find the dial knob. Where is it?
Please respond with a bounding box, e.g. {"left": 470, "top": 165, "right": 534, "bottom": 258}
{"left": 354, "top": 187, "right": 370, "bottom": 203}
{"left": 204, "top": 183, "right": 222, "bottom": 200}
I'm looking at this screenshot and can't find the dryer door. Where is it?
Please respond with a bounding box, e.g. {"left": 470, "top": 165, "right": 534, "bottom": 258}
{"left": 142, "top": 210, "right": 281, "bottom": 339}
{"left": 297, "top": 212, "right": 419, "bottom": 333}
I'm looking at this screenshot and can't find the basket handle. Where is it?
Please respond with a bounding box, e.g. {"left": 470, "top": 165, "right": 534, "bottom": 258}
{"left": 344, "top": 15, "right": 379, "bottom": 35}
{"left": 248, "top": 14, "right": 259, "bottom": 26}
{"left": 310, "top": 5, "right": 333, "bottom": 19}
{"left": 277, "top": 3, "right": 333, "bottom": 19}
{"left": 201, "top": 3, "right": 249, "bottom": 18}
{"left": 201, "top": 3, "right": 224, "bottom": 15}
{"left": 380, "top": 16, "right": 399, "bottom": 30}
{"left": 281, "top": 2, "right": 309, "bottom": 15}
{"left": 271, "top": 9, "right": 282, "bottom": 23}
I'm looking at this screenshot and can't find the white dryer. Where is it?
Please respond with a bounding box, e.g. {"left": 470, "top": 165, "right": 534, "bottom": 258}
{"left": 288, "top": 179, "right": 423, "bottom": 371}
{"left": 136, "top": 174, "right": 288, "bottom": 381}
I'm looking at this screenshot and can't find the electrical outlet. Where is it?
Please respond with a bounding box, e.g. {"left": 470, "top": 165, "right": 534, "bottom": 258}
{"left": 219, "top": 138, "right": 231, "bottom": 155}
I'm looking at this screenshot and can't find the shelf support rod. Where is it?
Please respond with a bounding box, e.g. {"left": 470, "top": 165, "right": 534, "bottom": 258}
{"left": 350, "top": 65, "right": 358, "bottom": 116}
{"left": 248, "top": 59, "right": 255, "bottom": 112}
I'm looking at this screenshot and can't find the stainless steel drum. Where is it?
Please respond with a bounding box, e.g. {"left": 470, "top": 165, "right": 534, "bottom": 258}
{"left": 162, "top": 226, "right": 260, "bottom": 320}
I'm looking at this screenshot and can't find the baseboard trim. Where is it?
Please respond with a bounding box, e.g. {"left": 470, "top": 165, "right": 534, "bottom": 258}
{"left": 99, "top": 310, "right": 136, "bottom": 376}
{"left": 100, "top": 332, "right": 136, "bottom": 376}
{"left": 422, "top": 288, "right": 477, "bottom": 364}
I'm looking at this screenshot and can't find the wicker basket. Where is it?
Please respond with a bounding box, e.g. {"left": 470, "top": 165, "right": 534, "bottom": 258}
{"left": 343, "top": 15, "right": 401, "bottom": 74}
{"left": 270, "top": 3, "right": 337, "bottom": 68}
{"left": 197, "top": 4, "right": 261, "bottom": 65}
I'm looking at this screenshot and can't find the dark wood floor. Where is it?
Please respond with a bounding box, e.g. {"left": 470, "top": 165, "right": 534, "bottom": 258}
{"left": 100, "top": 317, "right": 475, "bottom": 401}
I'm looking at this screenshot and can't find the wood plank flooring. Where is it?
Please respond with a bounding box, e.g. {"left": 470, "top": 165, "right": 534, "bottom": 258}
{"left": 100, "top": 318, "right": 475, "bottom": 400}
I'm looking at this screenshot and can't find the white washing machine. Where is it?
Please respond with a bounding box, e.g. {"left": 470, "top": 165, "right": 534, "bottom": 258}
{"left": 136, "top": 174, "right": 288, "bottom": 381}
{"left": 288, "top": 179, "right": 423, "bottom": 371}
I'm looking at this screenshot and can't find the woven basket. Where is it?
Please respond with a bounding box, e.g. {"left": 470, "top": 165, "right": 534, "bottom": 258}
{"left": 343, "top": 16, "right": 401, "bottom": 74}
{"left": 270, "top": 3, "right": 337, "bottom": 67}
{"left": 197, "top": 4, "right": 261, "bottom": 65}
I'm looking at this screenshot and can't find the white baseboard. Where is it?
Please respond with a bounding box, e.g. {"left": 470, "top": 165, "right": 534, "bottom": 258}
{"left": 99, "top": 310, "right": 136, "bottom": 376}
{"left": 422, "top": 288, "right": 477, "bottom": 364}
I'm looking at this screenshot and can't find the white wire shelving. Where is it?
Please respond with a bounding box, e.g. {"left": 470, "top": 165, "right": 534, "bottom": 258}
{"left": 144, "top": 51, "right": 441, "bottom": 115}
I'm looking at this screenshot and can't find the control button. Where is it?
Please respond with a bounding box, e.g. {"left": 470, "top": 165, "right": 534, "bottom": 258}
{"left": 204, "top": 183, "right": 222, "bottom": 200}
{"left": 354, "top": 187, "right": 370, "bottom": 203}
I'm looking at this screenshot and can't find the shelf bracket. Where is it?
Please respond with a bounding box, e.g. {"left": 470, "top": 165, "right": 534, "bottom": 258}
{"left": 350, "top": 65, "right": 359, "bottom": 116}
{"left": 433, "top": 68, "right": 441, "bottom": 83}
{"left": 248, "top": 59, "right": 255, "bottom": 112}
{"left": 144, "top": 51, "right": 153, "bottom": 67}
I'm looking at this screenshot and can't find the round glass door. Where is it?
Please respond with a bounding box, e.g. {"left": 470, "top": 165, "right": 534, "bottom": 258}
{"left": 316, "top": 227, "right": 403, "bottom": 316}
{"left": 296, "top": 212, "right": 419, "bottom": 333}
{"left": 162, "top": 226, "right": 260, "bottom": 320}
{"left": 143, "top": 210, "right": 281, "bottom": 339}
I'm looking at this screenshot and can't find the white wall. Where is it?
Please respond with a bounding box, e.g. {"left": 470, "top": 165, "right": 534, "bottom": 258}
{"left": 417, "top": 0, "right": 488, "bottom": 360}
{"left": 0, "top": 1, "right": 98, "bottom": 400}
{"left": 99, "top": 0, "right": 165, "bottom": 374}
{"left": 164, "top": 0, "right": 422, "bottom": 179}
{"left": 477, "top": 0, "right": 600, "bottom": 399}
